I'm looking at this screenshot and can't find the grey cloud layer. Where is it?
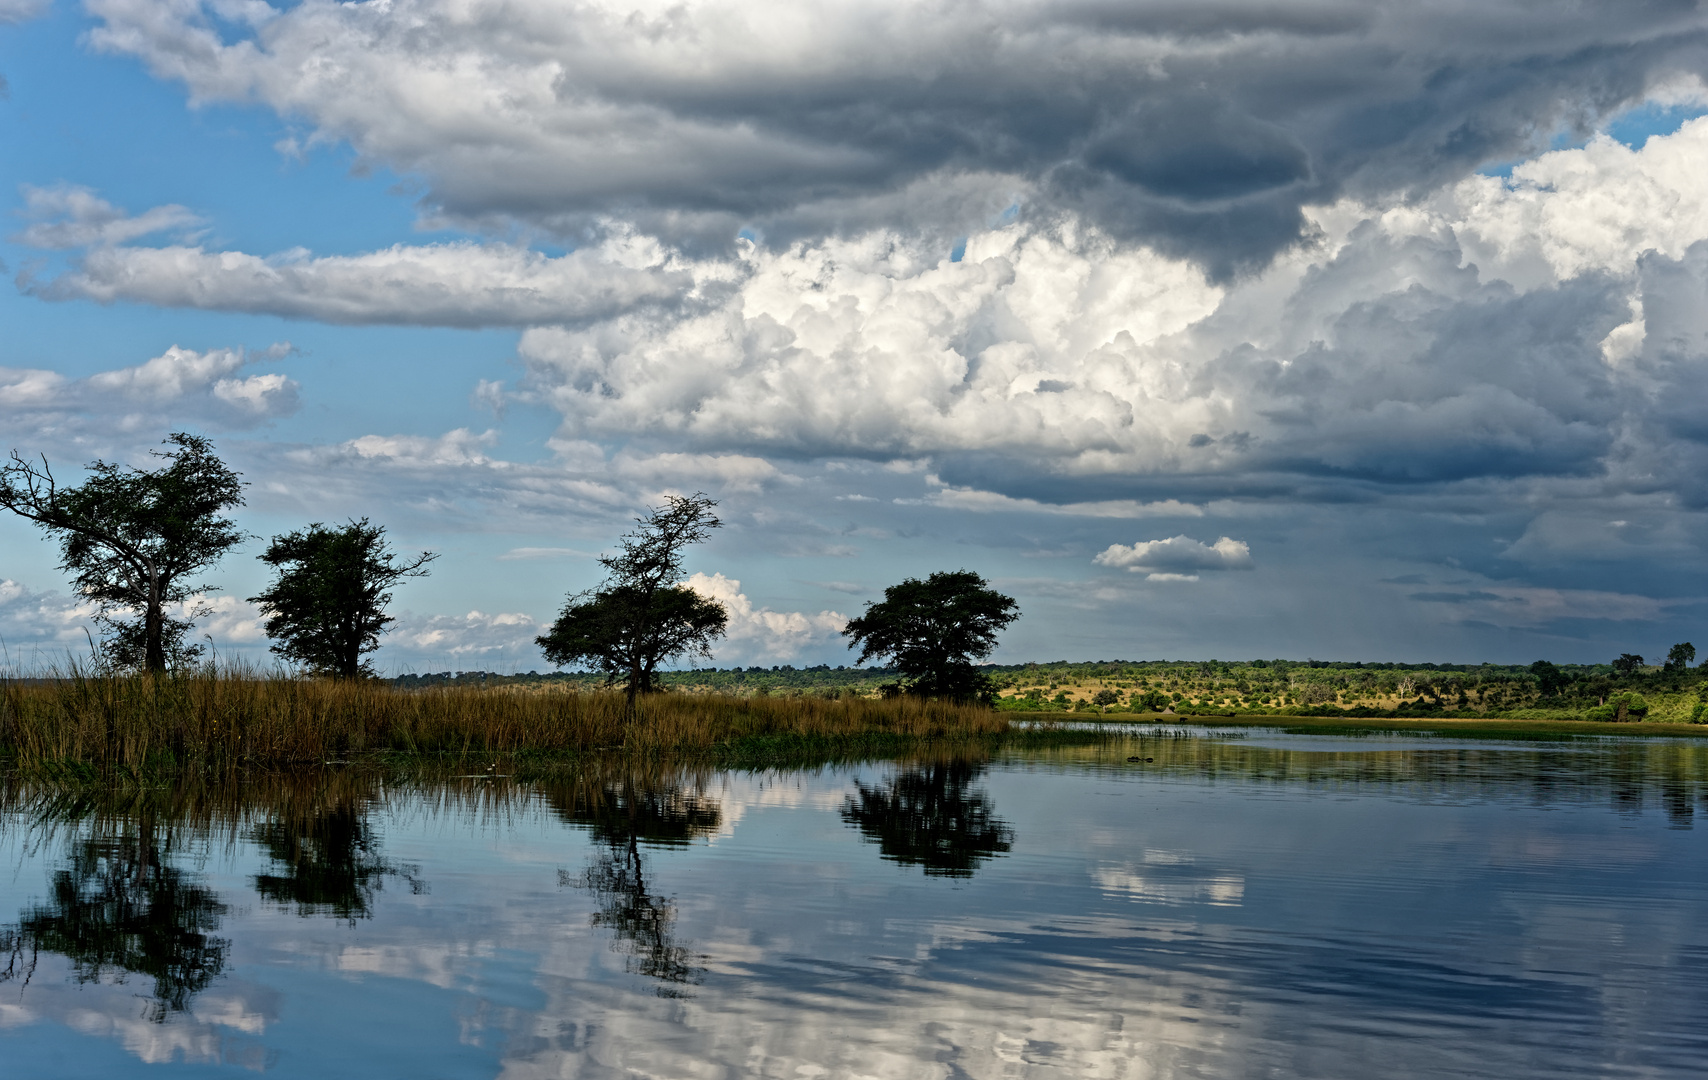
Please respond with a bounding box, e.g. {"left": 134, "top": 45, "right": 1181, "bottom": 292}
{"left": 83, "top": 0, "right": 1708, "bottom": 268}
{"left": 512, "top": 122, "right": 1708, "bottom": 518}
{"left": 19, "top": 119, "right": 1708, "bottom": 529}
{"left": 29, "top": 241, "right": 697, "bottom": 328}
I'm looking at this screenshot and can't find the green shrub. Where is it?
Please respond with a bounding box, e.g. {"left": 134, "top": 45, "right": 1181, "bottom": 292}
{"left": 1586, "top": 692, "right": 1650, "bottom": 722}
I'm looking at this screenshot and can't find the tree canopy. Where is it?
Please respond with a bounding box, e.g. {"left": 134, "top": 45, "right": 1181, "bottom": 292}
{"left": 250, "top": 519, "right": 436, "bottom": 679}
{"left": 538, "top": 584, "right": 727, "bottom": 698}
{"left": 1529, "top": 659, "right": 1568, "bottom": 697}
{"left": 841, "top": 569, "right": 1019, "bottom": 702}
{"left": 537, "top": 493, "right": 726, "bottom": 712}
{"left": 0, "top": 433, "right": 245, "bottom": 671}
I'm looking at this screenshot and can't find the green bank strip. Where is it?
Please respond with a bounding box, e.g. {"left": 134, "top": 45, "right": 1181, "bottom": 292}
{"left": 1064, "top": 712, "right": 1708, "bottom": 739}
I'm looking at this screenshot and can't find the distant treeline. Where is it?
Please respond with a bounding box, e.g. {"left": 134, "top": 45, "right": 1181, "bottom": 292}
{"left": 982, "top": 657, "right": 1707, "bottom": 723}
{"left": 394, "top": 656, "right": 1707, "bottom": 724}
{"left": 392, "top": 665, "right": 904, "bottom": 695}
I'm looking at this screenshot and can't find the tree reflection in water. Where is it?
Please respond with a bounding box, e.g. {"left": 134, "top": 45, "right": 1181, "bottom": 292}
{"left": 547, "top": 779, "right": 720, "bottom": 996}
{"left": 0, "top": 821, "right": 228, "bottom": 1021}
{"left": 250, "top": 800, "right": 423, "bottom": 923}
{"left": 842, "top": 761, "right": 1014, "bottom": 877}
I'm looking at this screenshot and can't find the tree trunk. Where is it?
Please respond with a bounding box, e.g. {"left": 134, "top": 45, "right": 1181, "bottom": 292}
{"left": 144, "top": 566, "right": 166, "bottom": 673}
{"left": 625, "top": 608, "right": 646, "bottom": 721}
{"left": 340, "top": 618, "right": 359, "bottom": 679}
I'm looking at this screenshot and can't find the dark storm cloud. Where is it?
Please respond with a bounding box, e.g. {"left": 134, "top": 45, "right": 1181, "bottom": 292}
{"left": 1621, "top": 241, "right": 1708, "bottom": 509}
{"left": 86, "top": 0, "right": 1708, "bottom": 270}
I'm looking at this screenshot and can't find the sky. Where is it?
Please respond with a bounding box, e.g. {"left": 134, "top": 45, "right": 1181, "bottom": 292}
{"left": 2, "top": 0, "right": 1708, "bottom": 674}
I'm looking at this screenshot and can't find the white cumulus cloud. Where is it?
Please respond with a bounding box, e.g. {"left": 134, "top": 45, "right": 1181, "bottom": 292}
{"left": 517, "top": 225, "right": 1223, "bottom": 462}
{"left": 0, "top": 0, "right": 48, "bottom": 23}
{"left": 0, "top": 585, "right": 267, "bottom": 671}
{"left": 384, "top": 609, "right": 546, "bottom": 670}
{"left": 13, "top": 184, "right": 201, "bottom": 248}
{"left": 916, "top": 480, "right": 1203, "bottom": 519}
{"left": 0, "top": 579, "right": 102, "bottom": 668}
{"left": 0, "top": 344, "right": 299, "bottom": 448}
{"left": 491, "top": 113, "right": 1708, "bottom": 515}
{"left": 1094, "top": 537, "right": 1254, "bottom": 582}
{"left": 686, "top": 572, "right": 847, "bottom": 663}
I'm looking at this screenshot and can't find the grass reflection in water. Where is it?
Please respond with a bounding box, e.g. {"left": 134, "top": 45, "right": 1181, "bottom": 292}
{"left": 1020, "top": 726, "right": 1708, "bottom": 825}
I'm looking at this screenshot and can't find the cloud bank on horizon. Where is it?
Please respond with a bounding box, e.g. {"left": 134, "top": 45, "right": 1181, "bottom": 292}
{"left": 2, "top": 0, "right": 1707, "bottom": 669}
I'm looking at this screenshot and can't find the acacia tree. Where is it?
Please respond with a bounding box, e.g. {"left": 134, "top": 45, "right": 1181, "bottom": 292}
{"left": 537, "top": 493, "right": 726, "bottom": 714}
{"left": 249, "top": 519, "right": 436, "bottom": 679}
{"left": 842, "top": 570, "right": 1019, "bottom": 702}
{"left": 0, "top": 433, "right": 245, "bottom": 672}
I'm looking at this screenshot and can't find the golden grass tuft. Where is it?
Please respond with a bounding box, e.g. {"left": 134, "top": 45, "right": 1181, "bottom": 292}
{"left": 0, "top": 664, "right": 1010, "bottom": 773}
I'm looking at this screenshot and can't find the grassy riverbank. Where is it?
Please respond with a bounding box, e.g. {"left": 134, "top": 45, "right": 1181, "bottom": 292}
{"left": 0, "top": 668, "right": 1042, "bottom": 776}
{"left": 9, "top": 666, "right": 1704, "bottom": 779}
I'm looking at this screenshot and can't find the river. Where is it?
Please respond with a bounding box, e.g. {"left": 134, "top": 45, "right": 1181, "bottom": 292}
{"left": 2, "top": 727, "right": 1704, "bottom": 1078}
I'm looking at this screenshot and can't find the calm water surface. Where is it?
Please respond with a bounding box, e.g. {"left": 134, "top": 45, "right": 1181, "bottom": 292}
{"left": 2, "top": 729, "right": 1706, "bottom": 1078}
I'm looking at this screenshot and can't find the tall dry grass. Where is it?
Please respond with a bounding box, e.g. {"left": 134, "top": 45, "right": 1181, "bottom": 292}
{"left": 0, "top": 663, "right": 1009, "bottom": 772}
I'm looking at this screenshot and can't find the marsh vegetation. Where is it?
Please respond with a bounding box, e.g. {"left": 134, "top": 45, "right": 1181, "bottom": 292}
{"left": 0, "top": 665, "right": 1016, "bottom": 775}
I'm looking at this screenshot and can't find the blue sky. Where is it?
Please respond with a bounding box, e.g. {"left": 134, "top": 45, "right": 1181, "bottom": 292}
{"left": 3, "top": 0, "right": 1708, "bottom": 672}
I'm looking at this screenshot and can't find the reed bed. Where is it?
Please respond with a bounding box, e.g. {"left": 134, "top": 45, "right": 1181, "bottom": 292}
{"left": 0, "top": 665, "right": 1011, "bottom": 774}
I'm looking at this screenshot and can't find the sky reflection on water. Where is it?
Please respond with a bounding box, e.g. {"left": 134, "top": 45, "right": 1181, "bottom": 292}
{"left": 2, "top": 730, "right": 1706, "bottom": 1078}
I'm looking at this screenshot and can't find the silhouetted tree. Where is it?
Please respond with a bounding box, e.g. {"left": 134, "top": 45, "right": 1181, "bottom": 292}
{"left": 1664, "top": 642, "right": 1696, "bottom": 672}
{"left": 0, "top": 823, "right": 228, "bottom": 1020}
{"left": 251, "top": 519, "right": 436, "bottom": 678}
{"left": 841, "top": 761, "right": 1014, "bottom": 877}
{"left": 1613, "top": 653, "right": 1646, "bottom": 675}
{"left": 842, "top": 570, "right": 1019, "bottom": 702}
{"left": 538, "top": 494, "right": 725, "bottom": 715}
{"left": 0, "top": 434, "right": 245, "bottom": 671}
